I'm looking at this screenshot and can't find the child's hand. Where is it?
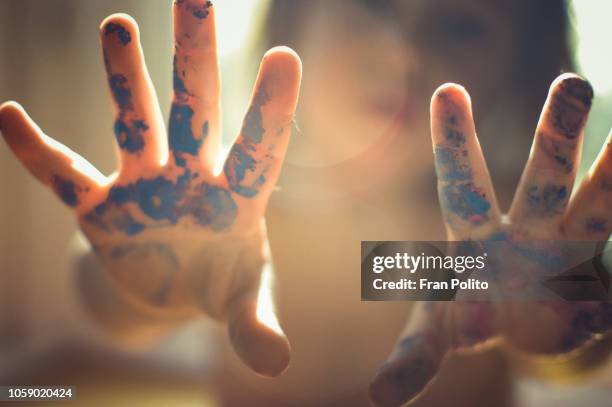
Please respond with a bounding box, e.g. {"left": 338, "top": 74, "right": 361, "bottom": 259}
{"left": 370, "top": 74, "right": 612, "bottom": 406}
{"left": 0, "top": 1, "right": 301, "bottom": 377}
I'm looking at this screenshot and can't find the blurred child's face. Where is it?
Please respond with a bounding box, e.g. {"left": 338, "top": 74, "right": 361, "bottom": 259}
{"left": 290, "top": 0, "right": 517, "bottom": 193}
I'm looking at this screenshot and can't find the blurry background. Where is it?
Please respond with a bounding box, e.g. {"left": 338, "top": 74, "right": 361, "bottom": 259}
{"left": 0, "top": 0, "right": 611, "bottom": 405}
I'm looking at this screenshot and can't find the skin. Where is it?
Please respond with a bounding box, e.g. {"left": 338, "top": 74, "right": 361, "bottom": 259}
{"left": 369, "top": 78, "right": 612, "bottom": 407}
{"left": 1, "top": 1, "right": 611, "bottom": 406}
{"left": 285, "top": 0, "right": 518, "bottom": 199}
{"left": 0, "top": 2, "right": 301, "bottom": 377}
{"left": 221, "top": 1, "right": 543, "bottom": 405}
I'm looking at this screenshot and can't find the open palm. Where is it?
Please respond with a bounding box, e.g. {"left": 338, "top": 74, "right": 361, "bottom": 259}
{"left": 370, "top": 75, "right": 612, "bottom": 406}
{"left": 0, "top": 1, "right": 301, "bottom": 377}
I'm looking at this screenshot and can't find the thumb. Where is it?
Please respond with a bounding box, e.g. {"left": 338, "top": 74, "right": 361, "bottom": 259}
{"left": 227, "top": 264, "right": 290, "bottom": 377}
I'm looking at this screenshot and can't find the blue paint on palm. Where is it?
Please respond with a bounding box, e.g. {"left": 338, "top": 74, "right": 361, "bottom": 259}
{"left": 111, "top": 213, "right": 145, "bottom": 235}
{"left": 85, "top": 171, "right": 237, "bottom": 235}
{"left": 506, "top": 242, "right": 564, "bottom": 269}
{"left": 192, "top": 183, "right": 237, "bottom": 230}
{"left": 109, "top": 176, "right": 186, "bottom": 222}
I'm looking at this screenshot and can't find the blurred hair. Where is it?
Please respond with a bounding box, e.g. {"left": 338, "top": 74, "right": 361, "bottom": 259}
{"left": 260, "top": 0, "right": 573, "bottom": 116}
{"left": 510, "top": 0, "right": 573, "bottom": 102}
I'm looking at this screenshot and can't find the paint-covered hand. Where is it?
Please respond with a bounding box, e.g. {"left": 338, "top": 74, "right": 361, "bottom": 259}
{"left": 0, "top": 1, "right": 301, "bottom": 377}
{"left": 370, "top": 74, "right": 612, "bottom": 406}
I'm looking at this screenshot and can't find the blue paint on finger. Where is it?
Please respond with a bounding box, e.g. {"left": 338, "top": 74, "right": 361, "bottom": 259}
{"left": 172, "top": 55, "right": 189, "bottom": 95}
{"left": 445, "top": 129, "right": 466, "bottom": 146}
{"left": 550, "top": 77, "right": 593, "bottom": 139}
{"left": 442, "top": 182, "right": 490, "bottom": 224}
{"left": 109, "top": 74, "right": 132, "bottom": 111}
{"left": 104, "top": 22, "right": 132, "bottom": 45}
{"left": 202, "top": 120, "right": 209, "bottom": 139}
{"left": 107, "top": 74, "right": 149, "bottom": 153}
{"left": 537, "top": 134, "right": 574, "bottom": 174}
{"left": 52, "top": 175, "right": 81, "bottom": 207}
{"left": 114, "top": 119, "right": 149, "bottom": 153}
{"left": 192, "top": 1, "right": 213, "bottom": 19}
{"left": 241, "top": 86, "right": 269, "bottom": 145}
{"left": 242, "top": 104, "right": 264, "bottom": 145}
{"left": 526, "top": 183, "right": 567, "bottom": 215}
{"left": 176, "top": 0, "right": 213, "bottom": 20}
{"left": 222, "top": 85, "right": 272, "bottom": 197}
{"left": 224, "top": 143, "right": 260, "bottom": 197}
{"left": 168, "top": 103, "right": 203, "bottom": 167}
{"left": 434, "top": 147, "right": 471, "bottom": 181}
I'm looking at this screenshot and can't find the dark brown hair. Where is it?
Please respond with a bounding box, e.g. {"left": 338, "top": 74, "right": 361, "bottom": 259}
{"left": 259, "top": 0, "right": 574, "bottom": 193}
{"left": 262, "top": 0, "right": 573, "bottom": 100}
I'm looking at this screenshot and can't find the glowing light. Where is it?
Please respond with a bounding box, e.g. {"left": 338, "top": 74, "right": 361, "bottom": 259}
{"left": 214, "top": 0, "right": 263, "bottom": 58}
{"left": 572, "top": 0, "right": 612, "bottom": 93}
{"left": 255, "top": 255, "right": 283, "bottom": 335}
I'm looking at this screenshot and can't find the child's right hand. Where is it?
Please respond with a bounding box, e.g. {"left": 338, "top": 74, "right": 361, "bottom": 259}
{"left": 370, "top": 75, "right": 612, "bottom": 407}
{"left": 0, "top": 1, "right": 301, "bottom": 377}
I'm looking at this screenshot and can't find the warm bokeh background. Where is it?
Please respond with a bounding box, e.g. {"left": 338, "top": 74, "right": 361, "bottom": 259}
{"left": 1, "top": 0, "right": 611, "bottom": 406}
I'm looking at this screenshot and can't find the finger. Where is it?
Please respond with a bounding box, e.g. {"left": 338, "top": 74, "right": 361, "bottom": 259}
{"left": 369, "top": 303, "right": 449, "bottom": 407}
{"left": 431, "top": 84, "right": 500, "bottom": 239}
{"left": 563, "top": 131, "right": 612, "bottom": 239}
{"left": 169, "top": 0, "right": 220, "bottom": 170}
{"left": 101, "top": 14, "right": 165, "bottom": 176}
{"left": 509, "top": 74, "right": 593, "bottom": 231}
{"left": 223, "top": 47, "right": 301, "bottom": 211}
{"left": 227, "top": 264, "right": 290, "bottom": 377}
{"left": 559, "top": 302, "right": 612, "bottom": 352}
{"left": 0, "top": 101, "right": 105, "bottom": 212}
